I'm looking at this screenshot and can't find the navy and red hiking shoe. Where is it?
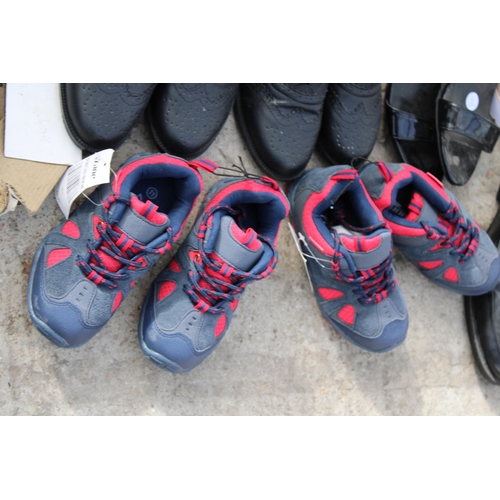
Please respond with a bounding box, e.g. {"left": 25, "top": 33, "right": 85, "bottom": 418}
{"left": 27, "top": 152, "right": 210, "bottom": 348}
{"left": 287, "top": 166, "right": 408, "bottom": 353}
{"left": 139, "top": 176, "right": 290, "bottom": 373}
{"left": 359, "top": 161, "right": 500, "bottom": 295}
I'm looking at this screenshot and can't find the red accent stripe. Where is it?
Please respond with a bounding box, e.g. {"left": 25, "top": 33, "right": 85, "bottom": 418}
{"left": 188, "top": 159, "right": 219, "bottom": 173}
{"left": 378, "top": 162, "right": 394, "bottom": 182}
{"left": 418, "top": 260, "right": 444, "bottom": 270}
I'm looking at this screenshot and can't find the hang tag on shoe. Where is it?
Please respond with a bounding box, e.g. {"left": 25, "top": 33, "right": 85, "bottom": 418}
{"left": 55, "top": 149, "right": 114, "bottom": 218}
{"left": 288, "top": 222, "right": 314, "bottom": 293}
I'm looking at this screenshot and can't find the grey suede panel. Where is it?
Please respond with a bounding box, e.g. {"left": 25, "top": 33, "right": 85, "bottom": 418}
{"left": 352, "top": 288, "right": 407, "bottom": 338}
{"left": 63, "top": 280, "right": 97, "bottom": 320}
{"left": 44, "top": 244, "right": 85, "bottom": 298}
{"left": 156, "top": 285, "right": 195, "bottom": 330}
{"left": 417, "top": 199, "right": 439, "bottom": 224}
{"left": 214, "top": 216, "right": 264, "bottom": 271}
{"left": 392, "top": 233, "right": 428, "bottom": 247}
{"left": 195, "top": 312, "right": 225, "bottom": 351}
{"left": 115, "top": 205, "right": 169, "bottom": 245}
{"left": 84, "top": 286, "right": 112, "bottom": 325}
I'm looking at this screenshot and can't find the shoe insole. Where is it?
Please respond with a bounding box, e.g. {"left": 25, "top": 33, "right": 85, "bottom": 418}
{"left": 132, "top": 177, "right": 177, "bottom": 215}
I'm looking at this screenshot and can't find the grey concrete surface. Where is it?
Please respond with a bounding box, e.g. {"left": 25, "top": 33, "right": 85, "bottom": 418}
{"left": 1, "top": 85, "right": 500, "bottom": 415}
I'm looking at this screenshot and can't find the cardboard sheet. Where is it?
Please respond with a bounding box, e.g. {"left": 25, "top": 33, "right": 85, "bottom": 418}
{"left": 0, "top": 84, "right": 68, "bottom": 215}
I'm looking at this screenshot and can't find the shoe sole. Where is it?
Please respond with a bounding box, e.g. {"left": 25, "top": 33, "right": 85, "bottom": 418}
{"left": 464, "top": 295, "right": 500, "bottom": 384}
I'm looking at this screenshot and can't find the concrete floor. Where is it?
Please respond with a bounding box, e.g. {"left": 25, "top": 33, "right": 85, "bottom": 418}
{"left": 1, "top": 85, "right": 500, "bottom": 416}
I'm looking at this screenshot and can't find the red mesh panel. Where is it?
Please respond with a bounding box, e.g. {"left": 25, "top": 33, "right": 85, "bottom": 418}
{"left": 158, "top": 281, "right": 176, "bottom": 301}
{"left": 337, "top": 304, "right": 355, "bottom": 325}
{"left": 443, "top": 267, "right": 459, "bottom": 282}
{"left": 168, "top": 258, "right": 181, "bottom": 272}
{"left": 47, "top": 248, "right": 72, "bottom": 268}
{"left": 318, "top": 287, "right": 344, "bottom": 300}
{"left": 61, "top": 220, "right": 80, "bottom": 239}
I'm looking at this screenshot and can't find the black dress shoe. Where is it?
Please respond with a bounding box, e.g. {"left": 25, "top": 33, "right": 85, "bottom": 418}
{"left": 234, "top": 83, "right": 328, "bottom": 181}
{"left": 465, "top": 189, "right": 500, "bottom": 384}
{"left": 317, "top": 83, "right": 382, "bottom": 166}
{"left": 147, "top": 83, "right": 238, "bottom": 160}
{"left": 61, "top": 83, "right": 157, "bottom": 152}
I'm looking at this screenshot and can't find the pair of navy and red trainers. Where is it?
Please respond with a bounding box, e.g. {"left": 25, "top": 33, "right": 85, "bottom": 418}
{"left": 27, "top": 153, "right": 289, "bottom": 373}
{"left": 288, "top": 162, "right": 500, "bottom": 353}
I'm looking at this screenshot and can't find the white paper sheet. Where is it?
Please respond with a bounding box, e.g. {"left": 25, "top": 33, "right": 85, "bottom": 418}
{"left": 4, "top": 83, "right": 82, "bottom": 165}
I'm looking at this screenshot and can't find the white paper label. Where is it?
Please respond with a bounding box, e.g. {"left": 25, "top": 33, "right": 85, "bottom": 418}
{"left": 55, "top": 149, "right": 114, "bottom": 218}
{"left": 288, "top": 222, "right": 314, "bottom": 293}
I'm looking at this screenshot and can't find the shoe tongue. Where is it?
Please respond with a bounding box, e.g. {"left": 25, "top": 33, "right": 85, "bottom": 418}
{"left": 114, "top": 194, "right": 170, "bottom": 245}
{"left": 389, "top": 191, "right": 440, "bottom": 225}
{"left": 212, "top": 216, "right": 264, "bottom": 272}
{"left": 405, "top": 192, "right": 439, "bottom": 224}
{"left": 337, "top": 226, "right": 392, "bottom": 270}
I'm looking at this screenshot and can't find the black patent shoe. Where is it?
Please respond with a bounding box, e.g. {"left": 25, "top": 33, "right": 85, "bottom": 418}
{"left": 235, "top": 83, "right": 328, "bottom": 181}
{"left": 61, "top": 83, "right": 157, "bottom": 153}
{"left": 147, "top": 83, "right": 238, "bottom": 160}
{"left": 437, "top": 83, "right": 500, "bottom": 185}
{"left": 385, "top": 83, "right": 443, "bottom": 179}
{"left": 465, "top": 187, "right": 500, "bottom": 384}
{"left": 317, "top": 83, "right": 382, "bottom": 165}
